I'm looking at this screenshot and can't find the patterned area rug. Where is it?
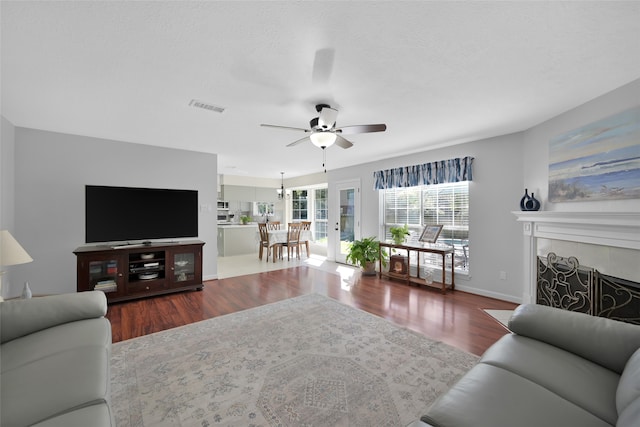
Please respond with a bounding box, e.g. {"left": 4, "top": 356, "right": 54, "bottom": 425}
{"left": 111, "top": 294, "right": 478, "bottom": 426}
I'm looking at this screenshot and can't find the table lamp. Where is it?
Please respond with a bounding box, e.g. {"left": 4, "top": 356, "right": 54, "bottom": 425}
{"left": 0, "top": 230, "right": 34, "bottom": 301}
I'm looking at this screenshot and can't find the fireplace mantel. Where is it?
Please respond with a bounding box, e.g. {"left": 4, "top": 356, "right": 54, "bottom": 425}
{"left": 512, "top": 211, "right": 640, "bottom": 303}
{"left": 513, "top": 211, "right": 640, "bottom": 250}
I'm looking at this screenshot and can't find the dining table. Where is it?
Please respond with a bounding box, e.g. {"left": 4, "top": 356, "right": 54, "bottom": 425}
{"left": 257, "top": 227, "right": 313, "bottom": 261}
{"left": 266, "top": 228, "right": 312, "bottom": 244}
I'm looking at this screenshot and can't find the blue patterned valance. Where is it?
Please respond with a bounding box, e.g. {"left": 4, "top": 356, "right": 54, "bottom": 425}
{"left": 373, "top": 156, "right": 474, "bottom": 190}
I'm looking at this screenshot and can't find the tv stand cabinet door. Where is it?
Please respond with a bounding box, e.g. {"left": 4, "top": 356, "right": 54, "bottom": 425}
{"left": 167, "top": 244, "right": 203, "bottom": 289}
{"left": 76, "top": 252, "right": 126, "bottom": 301}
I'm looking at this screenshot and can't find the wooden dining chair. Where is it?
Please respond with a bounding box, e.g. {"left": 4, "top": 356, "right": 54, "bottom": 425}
{"left": 300, "top": 221, "right": 311, "bottom": 257}
{"left": 267, "top": 221, "right": 280, "bottom": 230}
{"left": 265, "top": 222, "right": 282, "bottom": 259}
{"left": 280, "top": 222, "right": 302, "bottom": 260}
{"left": 258, "top": 223, "right": 277, "bottom": 262}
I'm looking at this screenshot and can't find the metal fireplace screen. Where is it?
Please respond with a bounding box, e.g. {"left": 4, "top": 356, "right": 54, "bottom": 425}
{"left": 537, "top": 253, "right": 640, "bottom": 325}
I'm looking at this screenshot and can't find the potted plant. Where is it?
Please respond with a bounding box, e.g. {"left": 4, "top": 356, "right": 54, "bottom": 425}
{"left": 390, "top": 224, "right": 410, "bottom": 245}
{"left": 389, "top": 225, "right": 410, "bottom": 273}
{"left": 346, "top": 236, "right": 387, "bottom": 276}
{"left": 240, "top": 215, "right": 251, "bottom": 225}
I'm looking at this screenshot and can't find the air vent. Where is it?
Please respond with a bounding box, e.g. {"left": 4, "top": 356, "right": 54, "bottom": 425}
{"left": 189, "top": 99, "right": 225, "bottom": 113}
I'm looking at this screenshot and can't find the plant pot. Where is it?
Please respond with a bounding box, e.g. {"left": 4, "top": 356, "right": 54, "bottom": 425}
{"left": 362, "top": 261, "right": 377, "bottom": 276}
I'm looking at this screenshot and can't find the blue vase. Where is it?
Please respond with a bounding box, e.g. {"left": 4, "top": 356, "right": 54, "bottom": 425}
{"left": 520, "top": 189, "right": 541, "bottom": 211}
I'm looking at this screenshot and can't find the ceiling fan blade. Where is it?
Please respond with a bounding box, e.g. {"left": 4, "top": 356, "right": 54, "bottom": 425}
{"left": 286, "top": 136, "right": 310, "bottom": 147}
{"left": 318, "top": 106, "right": 338, "bottom": 129}
{"left": 261, "top": 124, "right": 310, "bottom": 132}
{"left": 312, "top": 48, "right": 335, "bottom": 84}
{"left": 334, "top": 134, "right": 353, "bottom": 149}
{"left": 336, "top": 123, "right": 387, "bottom": 135}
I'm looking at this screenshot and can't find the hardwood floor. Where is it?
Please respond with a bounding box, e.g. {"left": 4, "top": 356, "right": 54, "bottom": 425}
{"left": 106, "top": 266, "right": 518, "bottom": 356}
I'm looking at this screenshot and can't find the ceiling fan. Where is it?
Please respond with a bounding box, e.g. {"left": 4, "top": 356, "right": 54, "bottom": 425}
{"left": 260, "top": 103, "right": 387, "bottom": 149}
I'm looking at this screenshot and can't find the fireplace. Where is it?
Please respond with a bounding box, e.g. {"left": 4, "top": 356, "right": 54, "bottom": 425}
{"left": 537, "top": 252, "right": 640, "bottom": 324}
{"left": 513, "top": 211, "right": 640, "bottom": 306}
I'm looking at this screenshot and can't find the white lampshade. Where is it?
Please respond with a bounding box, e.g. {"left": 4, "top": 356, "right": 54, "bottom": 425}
{"left": 0, "top": 230, "right": 33, "bottom": 267}
{"left": 309, "top": 131, "right": 336, "bottom": 148}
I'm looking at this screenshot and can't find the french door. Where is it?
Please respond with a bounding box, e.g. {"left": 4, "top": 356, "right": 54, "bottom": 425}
{"left": 334, "top": 179, "right": 360, "bottom": 264}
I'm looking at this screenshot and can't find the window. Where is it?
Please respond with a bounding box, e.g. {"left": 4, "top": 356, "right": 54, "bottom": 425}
{"left": 383, "top": 182, "right": 469, "bottom": 272}
{"left": 314, "top": 188, "right": 328, "bottom": 243}
{"left": 287, "top": 186, "right": 328, "bottom": 247}
{"left": 291, "top": 190, "right": 308, "bottom": 220}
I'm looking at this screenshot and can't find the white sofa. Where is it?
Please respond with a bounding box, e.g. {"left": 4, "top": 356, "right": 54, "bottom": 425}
{"left": 1, "top": 291, "right": 113, "bottom": 427}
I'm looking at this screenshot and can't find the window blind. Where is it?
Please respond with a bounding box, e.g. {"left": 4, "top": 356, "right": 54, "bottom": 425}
{"left": 383, "top": 181, "right": 469, "bottom": 271}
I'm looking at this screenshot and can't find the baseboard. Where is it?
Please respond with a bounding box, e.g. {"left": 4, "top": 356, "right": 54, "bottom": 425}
{"left": 455, "top": 284, "right": 522, "bottom": 304}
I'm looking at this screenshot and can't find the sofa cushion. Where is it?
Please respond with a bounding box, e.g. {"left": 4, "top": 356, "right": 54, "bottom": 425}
{"left": 31, "top": 403, "right": 113, "bottom": 427}
{"left": 0, "top": 291, "right": 107, "bottom": 343}
{"left": 616, "top": 347, "right": 640, "bottom": 414}
{"left": 508, "top": 304, "right": 640, "bottom": 374}
{"left": 616, "top": 396, "right": 640, "bottom": 427}
{"left": 421, "top": 363, "right": 612, "bottom": 427}
{"left": 1, "top": 317, "right": 110, "bottom": 372}
{"left": 481, "top": 334, "right": 619, "bottom": 425}
{"left": 1, "top": 344, "right": 110, "bottom": 427}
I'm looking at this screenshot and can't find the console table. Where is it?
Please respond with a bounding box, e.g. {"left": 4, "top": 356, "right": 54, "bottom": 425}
{"left": 378, "top": 242, "right": 455, "bottom": 293}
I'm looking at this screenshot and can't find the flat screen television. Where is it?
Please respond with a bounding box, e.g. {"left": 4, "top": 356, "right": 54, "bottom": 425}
{"left": 85, "top": 185, "right": 198, "bottom": 244}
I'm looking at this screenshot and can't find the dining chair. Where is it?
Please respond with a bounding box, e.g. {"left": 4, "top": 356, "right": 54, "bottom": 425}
{"left": 258, "top": 223, "right": 277, "bottom": 262}
{"left": 265, "top": 222, "right": 282, "bottom": 259}
{"left": 280, "top": 222, "right": 302, "bottom": 261}
{"left": 300, "top": 221, "right": 311, "bottom": 257}
{"left": 267, "top": 221, "right": 280, "bottom": 230}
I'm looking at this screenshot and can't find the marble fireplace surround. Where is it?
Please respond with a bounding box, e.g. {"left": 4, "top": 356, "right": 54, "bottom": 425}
{"left": 513, "top": 211, "right": 640, "bottom": 304}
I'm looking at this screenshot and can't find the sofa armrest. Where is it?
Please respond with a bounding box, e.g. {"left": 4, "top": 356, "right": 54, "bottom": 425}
{"left": 509, "top": 304, "right": 640, "bottom": 373}
{"left": 0, "top": 291, "right": 107, "bottom": 343}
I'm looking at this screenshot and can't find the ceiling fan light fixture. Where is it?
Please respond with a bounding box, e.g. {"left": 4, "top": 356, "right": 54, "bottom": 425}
{"left": 310, "top": 131, "right": 336, "bottom": 148}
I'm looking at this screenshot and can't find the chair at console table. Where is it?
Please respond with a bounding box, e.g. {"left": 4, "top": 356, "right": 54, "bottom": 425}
{"left": 378, "top": 242, "right": 455, "bottom": 294}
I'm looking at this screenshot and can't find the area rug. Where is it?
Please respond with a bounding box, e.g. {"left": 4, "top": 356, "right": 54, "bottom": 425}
{"left": 482, "top": 309, "right": 514, "bottom": 328}
{"left": 111, "top": 293, "right": 478, "bottom": 426}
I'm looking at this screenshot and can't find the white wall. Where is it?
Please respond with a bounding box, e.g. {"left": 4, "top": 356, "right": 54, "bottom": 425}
{"left": 9, "top": 127, "right": 218, "bottom": 297}
{"left": 1, "top": 116, "right": 18, "bottom": 299}
{"left": 521, "top": 78, "right": 640, "bottom": 282}
{"left": 1, "top": 117, "right": 16, "bottom": 231}
{"left": 329, "top": 133, "right": 525, "bottom": 303}
{"left": 522, "top": 78, "right": 640, "bottom": 213}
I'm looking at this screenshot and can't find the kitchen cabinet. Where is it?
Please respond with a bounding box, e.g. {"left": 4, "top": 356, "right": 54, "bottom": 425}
{"left": 221, "top": 185, "right": 279, "bottom": 203}
{"left": 223, "top": 185, "right": 255, "bottom": 201}
{"left": 255, "top": 187, "right": 279, "bottom": 202}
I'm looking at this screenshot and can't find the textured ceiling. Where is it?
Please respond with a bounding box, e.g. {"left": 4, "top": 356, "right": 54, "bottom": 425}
{"left": 2, "top": 1, "right": 639, "bottom": 179}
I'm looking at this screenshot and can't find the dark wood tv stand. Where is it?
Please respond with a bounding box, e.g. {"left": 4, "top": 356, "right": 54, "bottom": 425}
{"left": 74, "top": 240, "right": 204, "bottom": 303}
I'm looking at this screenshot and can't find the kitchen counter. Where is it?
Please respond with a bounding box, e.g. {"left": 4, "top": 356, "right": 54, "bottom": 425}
{"left": 217, "top": 223, "right": 259, "bottom": 256}
{"left": 218, "top": 223, "right": 259, "bottom": 228}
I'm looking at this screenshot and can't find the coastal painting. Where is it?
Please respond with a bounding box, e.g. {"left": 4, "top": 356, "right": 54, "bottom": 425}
{"left": 549, "top": 106, "right": 640, "bottom": 202}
